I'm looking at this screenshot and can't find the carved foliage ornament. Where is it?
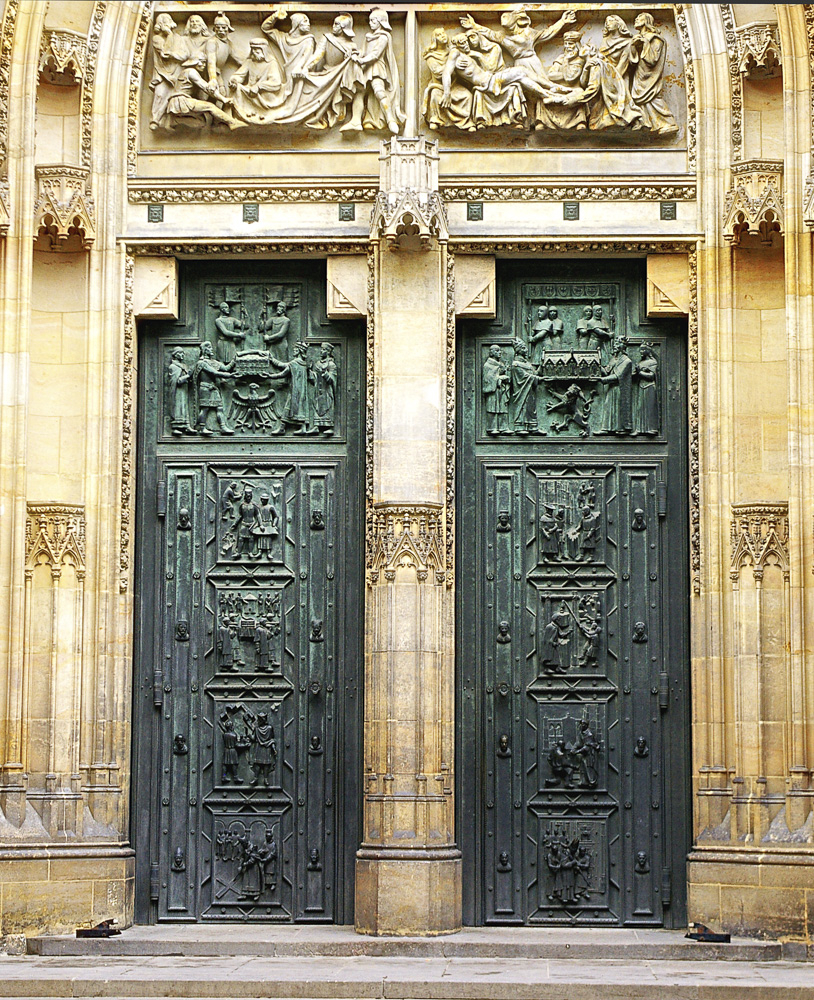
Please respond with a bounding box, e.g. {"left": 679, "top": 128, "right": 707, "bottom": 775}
{"left": 422, "top": 8, "right": 679, "bottom": 137}
{"left": 722, "top": 160, "right": 784, "bottom": 247}
{"left": 734, "top": 21, "right": 781, "bottom": 79}
{"left": 146, "top": 7, "right": 404, "bottom": 136}
{"left": 25, "top": 503, "right": 86, "bottom": 573}
{"left": 34, "top": 165, "right": 96, "bottom": 251}
{"left": 39, "top": 28, "right": 88, "bottom": 85}
{"left": 730, "top": 503, "right": 789, "bottom": 582}
{"left": 367, "top": 503, "right": 446, "bottom": 584}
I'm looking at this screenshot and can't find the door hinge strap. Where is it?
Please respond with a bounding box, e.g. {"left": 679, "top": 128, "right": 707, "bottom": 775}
{"left": 153, "top": 668, "right": 163, "bottom": 707}
{"left": 156, "top": 479, "right": 167, "bottom": 518}
{"left": 657, "top": 481, "right": 667, "bottom": 517}
{"left": 659, "top": 672, "right": 670, "bottom": 710}
{"left": 150, "top": 862, "right": 160, "bottom": 901}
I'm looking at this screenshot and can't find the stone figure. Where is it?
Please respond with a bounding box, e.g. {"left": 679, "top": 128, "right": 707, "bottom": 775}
{"left": 482, "top": 344, "right": 511, "bottom": 435}
{"left": 438, "top": 34, "right": 528, "bottom": 131}
{"left": 194, "top": 341, "right": 235, "bottom": 436}
{"left": 304, "top": 15, "right": 366, "bottom": 131}
{"left": 214, "top": 301, "right": 247, "bottom": 364}
{"left": 633, "top": 343, "right": 659, "bottom": 435}
{"left": 165, "top": 49, "right": 246, "bottom": 131}
{"left": 423, "top": 28, "right": 476, "bottom": 131}
{"left": 537, "top": 30, "right": 601, "bottom": 131}
{"left": 510, "top": 338, "right": 542, "bottom": 435}
{"left": 577, "top": 613, "right": 601, "bottom": 668}
{"left": 260, "top": 8, "right": 318, "bottom": 92}
{"left": 595, "top": 15, "right": 642, "bottom": 129}
{"left": 341, "top": 9, "right": 405, "bottom": 135}
{"left": 261, "top": 301, "right": 291, "bottom": 360}
{"left": 233, "top": 486, "right": 261, "bottom": 558}
{"left": 245, "top": 709, "right": 277, "bottom": 786}
{"left": 630, "top": 14, "right": 678, "bottom": 135}
{"left": 228, "top": 38, "right": 286, "bottom": 125}
{"left": 598, "top": 337, "right": 634, "bottom": 435}
{"left": 167, "top": 347, "right": 194, "bottom": 436}
{"left": 267, "top": 341, "right": 318, "bottom": 434}
{"left": 542, "top": 601, "right": 573, "bottom": 673}
{"left": 460, "top": 8, "right": 577, "bottom": 126}
{"left": 205, "top": 11, "right": 240, "bottom": 94}
{"left": 314, "top": 343, "right": 337, "bottom": 435}
{"left": 181, "top": 15, "right": 210, "bottom": 62}
{"left": 253, "top": 493, "right": 279, "bottom": 559}
{"left": 496, "top": 620, "right": 512, "bottom": 644}
{"left": 149, "top": 13, "right": 186, "bottom": 130}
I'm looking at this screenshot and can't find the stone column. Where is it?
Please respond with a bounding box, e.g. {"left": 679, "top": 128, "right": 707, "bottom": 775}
{"left": 355, "top": 138, "right": 461, "bottom": 935}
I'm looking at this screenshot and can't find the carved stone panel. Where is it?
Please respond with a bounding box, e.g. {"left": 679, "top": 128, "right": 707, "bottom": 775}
{"left": 459, "top": 263, "right": 689, "bottom": 927}
{"left": 134, "top": 263, "right": 363, "bottom": 924}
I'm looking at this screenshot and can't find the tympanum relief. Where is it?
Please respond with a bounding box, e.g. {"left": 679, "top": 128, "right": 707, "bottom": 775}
{"left": 422, "top": 8, "right": 680, "bottom": 137}
{"left": 147, "top": 7, "right": 404, "bottom": 136}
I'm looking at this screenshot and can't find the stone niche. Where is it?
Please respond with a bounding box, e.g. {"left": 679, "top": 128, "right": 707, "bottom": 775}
{"left": 141, "top": 5, "right": 407, "bottom": 153}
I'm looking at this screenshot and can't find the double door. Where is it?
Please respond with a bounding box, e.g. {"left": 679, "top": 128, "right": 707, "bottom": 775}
{"left": 133, "top": 262, "right": 362, "bottom": 922}
{"left": 458, "top": 262, "right": 690, "bottom": 925}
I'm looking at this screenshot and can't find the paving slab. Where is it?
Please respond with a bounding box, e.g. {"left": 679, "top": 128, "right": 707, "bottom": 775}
{"left": 0, "top": 954, "right": 812, "bottom": 999}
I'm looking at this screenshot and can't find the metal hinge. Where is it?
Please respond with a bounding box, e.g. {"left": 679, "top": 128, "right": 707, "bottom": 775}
{"left": 149, "top": 861, "right": 160, "bottom": 902}
{"left": 156, "top": 478, "right": 167, "bottom": 518}
{"left": 657, "top": 481, "right": 667, "bottom": 517}
{"left": 661, "top": 866, "right": 672, "bottom": 908}
{"left": 153, "top": 667, "right": 163, "bottom": 708}
{"left": 659, "top": 672, "right": 670, "bottom": 711}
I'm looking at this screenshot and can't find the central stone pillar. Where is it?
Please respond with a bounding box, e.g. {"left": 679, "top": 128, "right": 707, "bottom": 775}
{"left": 355, "top": 138, "right": 461, "bottom": 935}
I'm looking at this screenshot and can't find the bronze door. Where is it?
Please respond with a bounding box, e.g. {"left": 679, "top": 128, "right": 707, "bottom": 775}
{"left": 458, "top": 261, "right": 690, "bottom": 926}
{"left": 133, "top": 261, "right": 363, "bottom": 923}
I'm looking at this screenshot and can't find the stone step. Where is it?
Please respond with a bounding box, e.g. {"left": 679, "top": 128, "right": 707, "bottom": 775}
{"left": 30, "top": 925, "right": 783, "bottom": 962}
{"left": 1, "top": 953, "right": 813, "bottom": 999}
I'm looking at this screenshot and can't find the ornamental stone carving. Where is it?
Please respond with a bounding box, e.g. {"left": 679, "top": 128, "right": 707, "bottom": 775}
{"left": 722, "top": 160, "right": 783, "bottom": 247}
{"left": 367, "top": 502, "right": 445, "bottom": 584}
{"left": 38, "top": 28, "right": 88, "bottom": 85}
{"left": 733, "top": 21, "right": 781, "bottom": 80}
{"left": 422, "top": 8, "right": 678, "bottom": 136}
{"left": 370, "top": 137, "right": 449, "bottom": 249}
{"left": 147, "top": 7, "right": 404, "bottom": 135}
{"left": 730, "top": 503, "right": 789, "bottom": 583}
{"left": 25, "top": 503, "right": 86, "bottom": 573}
{"left": 33, "top": 165, "right": 95, "bottom": 251}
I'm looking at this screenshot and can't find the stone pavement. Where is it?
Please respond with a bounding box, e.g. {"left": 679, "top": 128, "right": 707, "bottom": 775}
{"left": 0, "top": 927, "right": 809, "bottom": 998}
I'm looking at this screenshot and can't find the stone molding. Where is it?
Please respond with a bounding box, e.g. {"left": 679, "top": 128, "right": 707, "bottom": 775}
{"left": 370, "top": 138, "right": 448, "bottom": 249}
{"left": 126, "top": 240, "right": 368, "bottom": 257}
{"left": 0, "top": 0, "right": 19, "bottom": 167}
{"left": 367, "top": 503, "right": 446, "bottom": 585}
{"left": 722, "top": 160, "right": 784, "bottom": 247}
{"left": 33, "top": 165, "right": 95, "bottom": 251}
{"left": 38, "top": 28, "right": 87, "bottom": 86}
{"left": 730, "top": 502, "right": 790, "bottom": 582}
{"left": 25, "top": 503, "right": 86, "bottom": 574}
{"left": 674, "top": 4, "right": 697, "bottom": 172}
{"left": 734, "top": 21, "right": 782, "bottom": 79}
{"left": 128, "top": 184, "right": 379, "bottom": 204}
{"left": 442, "top": 182, "right": 697, "bottom": 202}
{"left": 721, "top": 4, "right": 744, "bottom": 163}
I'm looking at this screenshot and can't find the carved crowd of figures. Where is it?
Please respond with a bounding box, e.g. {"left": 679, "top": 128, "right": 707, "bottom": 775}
{"left": 482, "top": 308, "right": 659, "bottom": 437}
{"left": 544, "top": 831, "right": 593, "bottom": 905}
{"left": 215, "top": 821, "right": 279, "bottom": 899}
{"left": 423, "top": 9, "right": 677, "bottom": 134}
{"left": 149, "top": 7, "right": 404, "bottom": 133}
{"left": 216, "top": 588, "right": 282, "bottom": 676}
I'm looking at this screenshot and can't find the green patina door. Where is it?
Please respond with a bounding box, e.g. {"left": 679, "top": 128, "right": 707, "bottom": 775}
{"left": 458, "top": 260, "right": 690, "bottom": 926}
{"left": 133, "top": 261, "right": 363, "bottom": 923}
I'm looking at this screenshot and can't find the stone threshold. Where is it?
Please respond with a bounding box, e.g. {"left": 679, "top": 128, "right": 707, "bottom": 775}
{"left": 30, "top": 925, "right": 784, "bottom": 961}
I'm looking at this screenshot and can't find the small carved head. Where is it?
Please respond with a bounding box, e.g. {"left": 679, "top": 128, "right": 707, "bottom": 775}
{"left": 290, "top": 13, "right": 311, "bottom": 35}
{"left": 257, "top": 711, "right": 268, "bottom": 723}
{"left": 563, "top": 30, "right": 582, "bottom": 53}
{"left": 582, "top": 305, "right": 593, "bottom": 318}
{"left": 498, "top": 734, "right": 510, "bottom": 753}
{"left": 321, "top": 342, "right": 335, "bottom": 358}
{"left": 309, "top": 847, "right": 320, "bottom": 864}
{"left": 243, "top": 486, "right": 254, "bottom": 500}
{"left": 276, "top": 301, "right": 288, "bottom": 315}
{"left": 311, "top": 618, "right": 323, "bottom": 639}
{"left": 213, "top": 12, "right": 233, "bottom": 38}
{"left": 426, "top": 27, "right": 448, "bottom": 52}
{"left": 604, "top": 14, "right": 630, "bottom": 37}
{"left": 498, "top": 619, "right": 510, "bottom": 638}
{"left": 548, "top": 306, "right": 559, "bottom": 319}
{"left": 185, "top": 14, "right": 208, "bottom": 36}
{"left": 173, "top": 734, "right": 188, "bottom": 755}
{"left": 259, "top": 492, "right": 270, "bottom": 506}
{"left": 171, "top": 347, "right": 185, "bottom": 362}
{"left": 369, "top": 8, "right": 392, "bottom": 32}
{"left": 559, "top": 601, "right": 569, "bottom": 614}
{"left": 177, "top": 507, "right": 192, "bottom": 530}
{"left": 451, "top": 34, "right": 470, "bottom": 53}
{"left": 635, "top": 736, "right": 649, "bottom": 756}
{"left": 632, "top": 508, "right": 646, "bottom": 530}
{"left": 223, "top": 718, "right": 234, "bottom": 731}
{"left": 633, "top": 621, "right": 647, "bottom": 641}
{"left": 512, "top": 338, "right": 528, "bottom": 358}
{"left": 635, "top": 12, "right": 656, "bottom": 32}
{"left": 497, "top": 509, "right": 511, "bottom": 530}
{"left": 310, "top": 735, "right": 321, "bottom": 750}
{"left": 200, "top": 340, "right": 214, "bottom": 357}
{"left": 333, "top": 14, "right": 354, "bottom": 38}
{"left": 639, "top": 343, "right": 655, "bottom": 360}
{"left": 593, "top": 305, "right": 604, "bottom": 318}
{"left": 311, "top": 509, "right": 325, "bottom": 529}
{"left": 155, "top": 13, "right": 177, "bottom": 33}
{"left": 537, "top": 305, "right": 547, "bottom": 319}
{"left": 500, "top": 9, "right": 531, "bottom": 33}
{"left": 218, "top": 301, "right": 231, "bottom": 315}
{"left": 295, "top": 340, "right": 309, "bottom": 357}
{"left": 636, "top": 850, "right": 649, "bottom": 871}
{"left": 499, "top": 851, "right": 510, "bottom": 867}
{"left": 489, "top": 343, "right": 502, "bottom": 361}
{"left": 249, "top": 38, "right": 268, "bottom": 58}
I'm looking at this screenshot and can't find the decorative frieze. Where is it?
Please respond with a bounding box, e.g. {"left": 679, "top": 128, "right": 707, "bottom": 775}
{"left": 33, "top": 165, "right": 95, "bottom": 251}
{"left": 734, "top": 21, "right": 781, "bottom": 79}
{"left": 38, "top": 28, "right": 88, "bottom": 86}
{"left": 370, "top": 137, "right": 448, "bottom": 249}
{"left": 722, "top": 160, "right": 783, "bottom": 247}
{"left": 367, "top": 503, "right": 445, "bottom": 584}
{"left": 730, "top": 503, "right": 789, "bottom": 583}
{"left": 25, "top": 503, "right": 86, "bottom": 573}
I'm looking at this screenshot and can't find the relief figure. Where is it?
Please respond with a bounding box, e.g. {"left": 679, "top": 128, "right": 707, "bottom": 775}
{"left": 149, "top": 13, "right": 185, "bottom": 130}
{"left": 206, "top": 12, "right": 240, "bottom": 95}
{"left": 227, "top": 37, "right": 286, "bottom": 124}
{"left": 214, "top": 300, "right": 247, "bottom": 364}
{"left": 167, "top": 347, "right": 194, "bottom": 436}
{"left": 343, "top": 9, "right": 405, "bottom": 135}
{"left": 542, "top": 600, "right": 573, "bottom": 673}
{"left": 597, "top": 337, "right": 634, "bottom": 435}
{"left": 314, "top": 343, "right": 337, "bottom": 435}
{"left": 261, "top": 301, "right": 291, "bottom": 360}
{"left": 482, "top": 344, "right": 511, "bottom": 435}
{"left": 629, "top": 13, "right": 678, "bottom": 135}
{"left": 194, "top": 341, "right": 236, "bottom": 435}
{"left": 633, "top": 343, "right": 659, "bottom": 435}
{"left": 510, "top": 338, "right": 542, "bottom": 435}
{"left": 267, "top": 341, "right": 318, "bottom": 434}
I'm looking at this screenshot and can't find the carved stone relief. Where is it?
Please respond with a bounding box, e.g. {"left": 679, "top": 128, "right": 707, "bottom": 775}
{"left": 734, "top": 21, "right": 781, "bottom": 80}
{"left": 730, "top": 503, "right": 790, "bottom": 582}
{"left": 480, "top": 283, "right": 662, "bottom": 440}
{"left": 38, "top": 28, "right": 88, "bottom": 86}
{"left": 542, "top": 819, "right": 605, "bottom": 907}
{"left": 367, "top": 502, "right": 446, "bottom": 585}
{"left": 146, "top": 7, "right": 404, "bottom": 136}
{"left": 33, "top": 165, "right": 96, "bottom": 251}
{"left": 422, "top": 8, "right": 680, "bottom": 138}
{"left": 723, "top": 160, "right": 784, "bottom": 247}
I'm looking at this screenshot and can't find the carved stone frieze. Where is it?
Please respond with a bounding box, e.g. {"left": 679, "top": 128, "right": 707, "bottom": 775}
{"left": 127, "top": 240, "right": 368, "bottom": 257}
{"left": 0, "top": 0, "right": 19, "bottom": 167}
{"left": 442, "top": 182, "right": 696, "bottom": 202}
{"left": 33, "top": 165, "right": 95, "bottom": 251}
{"left": 720, "top": 4, "right": 743, "bottom": 162}
{"left": 367, "top": 503, "right": 446, "bottom": 585}
{"left": 38, "top": 28, "right": 88, "bottom": 85}
{"left": 129, "top": 184, "right": 378, "bottom": 204}
{"left": 422, "top": 8, "right": 679, "bottom": 137}
{"left": 734, "top": 21, "right": 781, "bottom": 79}
{"left": 722, "top": 160, "right": 784, "bottom": 247}
{"left": 370, "top": 137, "right": 448, "bottom": 249}
{"left": 25, "top": 503, "right": 86, "bottom": 573}
{"left": 730, "top": 503, "right": 789, "bottom": 582}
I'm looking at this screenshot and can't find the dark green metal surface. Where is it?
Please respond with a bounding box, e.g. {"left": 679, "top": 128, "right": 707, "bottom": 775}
{"left": 132, "top": 261, "right": 363, "bottom": 923}
{"left": 458, "top": 261, "right": 690, "bottom": 927}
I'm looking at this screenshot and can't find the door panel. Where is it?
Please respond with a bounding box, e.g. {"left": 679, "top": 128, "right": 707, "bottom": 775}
{"left": 459, "top": 262, "right": 689, "bottom": 926}
{"left": 133, "top": 262, "right": 362, "bottom": 923}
